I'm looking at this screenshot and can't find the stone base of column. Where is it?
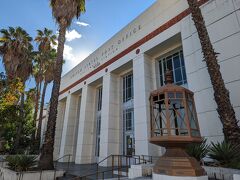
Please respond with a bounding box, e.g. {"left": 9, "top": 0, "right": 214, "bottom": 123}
{"left": 152, "top": 174, "right": 208, "bottom": 180}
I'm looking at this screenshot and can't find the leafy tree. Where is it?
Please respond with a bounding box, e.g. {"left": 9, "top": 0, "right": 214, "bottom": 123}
{"left": 0, "top": 79, "right": 23, "bottom": 153}
{"left": 0, "top": 79, "right": 35, "bottom": 153}
{"left": 38, "top": 0, "right": 86, "bottom": 170}
{"left": 0, "top": 27, "right": 33, "bottom": 150}
{"left": 186, "top": 0, "right": 240, "bottom": 145}
{"left": 0, "top": 72, "right": 6, "bottom": 94}
{"left": 0, "top": 78, "right": 24, "bottom": 107}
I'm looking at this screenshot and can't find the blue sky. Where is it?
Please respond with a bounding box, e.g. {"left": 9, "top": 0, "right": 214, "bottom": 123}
{"left": 0, "top": 0, "right": 156, "bottom": 103}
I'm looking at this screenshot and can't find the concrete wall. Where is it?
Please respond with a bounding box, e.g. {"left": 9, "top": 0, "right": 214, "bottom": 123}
{"left": 181, "top": 0, "right": 240, "bottom": 143}
{"left": 0, "top": 167, "right": 64, "bottom": 180}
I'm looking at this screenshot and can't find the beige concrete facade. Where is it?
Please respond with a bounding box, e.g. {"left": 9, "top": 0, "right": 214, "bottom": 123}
{"left": 50, "top": 0, "right": 240, "bottom": 165}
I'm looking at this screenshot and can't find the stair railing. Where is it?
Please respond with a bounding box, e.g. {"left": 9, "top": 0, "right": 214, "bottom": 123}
{"left": 54, "top": 154, "right": 72, "bottom": 173}
{"left": 75, "top": 154, "right": 155, "bottom": 179}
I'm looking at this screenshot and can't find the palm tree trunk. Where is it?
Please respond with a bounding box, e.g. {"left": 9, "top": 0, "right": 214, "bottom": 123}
{"left": 32, "top": 82, "right": 40, "bottom": 141}
{"left": 36, "top": 82, "right": 48, "bottom": 150}
{"left": 38, "top": 20, "right": 67, "bottom": 170}
{"left": 13, "top": 92, "right": 25, "bottom": 152}
{"left": 187, "top": 0, "right": 240, "bottom": 145}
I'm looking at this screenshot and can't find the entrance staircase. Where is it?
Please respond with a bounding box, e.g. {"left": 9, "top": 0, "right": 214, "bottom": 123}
{"left": 56, "top": 155, "right": 157, "bottom": 179}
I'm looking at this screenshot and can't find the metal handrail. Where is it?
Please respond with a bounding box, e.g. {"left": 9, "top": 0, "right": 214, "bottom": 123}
{"left": 54, "top": 154, "right": 72, "bottom": 162}
{"left": 140, "top": 154, "right": 159, "bottom": 164}
{"left": 74, "top": 165, "right": 130, "bottom": 180}
{"left": 54, "top": 154, "right": 72, "bottom": 173}
{"left": 97, "top": 154, "right": 113, "bottom": 166}
{"left": 75, "top": 154, "right": 155, "bottom": 180}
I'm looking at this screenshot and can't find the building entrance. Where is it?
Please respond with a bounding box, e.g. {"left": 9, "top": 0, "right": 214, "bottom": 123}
{"left": 122, "top": 73, "right": 135, "bottom": 156}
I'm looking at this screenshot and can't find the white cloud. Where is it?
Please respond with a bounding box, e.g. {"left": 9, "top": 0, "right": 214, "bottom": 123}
{"left": 52, "top": 40, "right": 91, "bottom": 73}
{"left": 63, "top": 44, "right": 91, "bottom": 72}
{"left": 65, "top": 29, "right": 82, "bottom": 42}
{"left": 63, "top": 44, "right": 75, "bottom": 62}
{"left": 75, "top": 21, "right": 90, "bottom": 27}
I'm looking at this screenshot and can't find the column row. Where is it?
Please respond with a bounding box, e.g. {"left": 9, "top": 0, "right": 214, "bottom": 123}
{"left": 55, "top": 53, "right": 161, "bottom": 164}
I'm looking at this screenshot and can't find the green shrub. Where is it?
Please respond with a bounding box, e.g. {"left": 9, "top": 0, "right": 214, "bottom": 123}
{"left": 186, "top": 138, "right": 209, "bottom": 161}
{"left": 5, "top": 155, "right": 37, "bottom": 171}
{"left": 208, "top": 141, "right": 240, "bottom": 169}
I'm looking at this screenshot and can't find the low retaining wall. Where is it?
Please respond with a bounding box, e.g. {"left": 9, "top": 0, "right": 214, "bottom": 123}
{"left": 0, "top": 167, "right": 64, "bottom": 180}
{"left": 128, "top": 164, "right": 153, "bottom": 179}
{"left": 203, "top": 166, "right": 240, "bottom": 180}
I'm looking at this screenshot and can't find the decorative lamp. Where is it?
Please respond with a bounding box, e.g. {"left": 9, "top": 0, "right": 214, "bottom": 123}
{"left": 149, "top": 70, "right": 206, "bottom": 177}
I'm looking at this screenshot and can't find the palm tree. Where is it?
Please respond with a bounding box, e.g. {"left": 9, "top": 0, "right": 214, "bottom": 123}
{"left": 32, "top": 61, "right": 43, "bottom": 143}
{"left": 35, "top": 28, "right": 57, "bottom": 53}
{"left": 36, "top": 49, "right": 57, "bottom": 150}
{"left": 33, "top": 29, "right": 57, "bottom": 144}
{"left": 187, "top": 0, "right": 240, "bottom": 145}
{"left": 0, "top": 27, "right": 33, "bottom": 81}
{"left": 38, "top": 0, "right": 86, "bottom": 170}
{"left": 0, "top": 27, "right": 33, "bottom": 151}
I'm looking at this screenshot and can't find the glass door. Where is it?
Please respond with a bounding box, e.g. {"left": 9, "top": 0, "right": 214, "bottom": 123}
{"left": 125, "top": 134, "right": 135, "bottom": 156}
{"left": 123, "top": 108, "right": 135, "bottom": 156}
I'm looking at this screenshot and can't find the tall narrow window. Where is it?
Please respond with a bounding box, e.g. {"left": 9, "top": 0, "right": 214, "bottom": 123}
{"left": 122, "top": 73, "right": 135, "bottom": 156}
{"left": 123, "top": 74, "right": 134, "bottom": 103}
{"left": 97, "top": 87, "right": 102, "bottom": 111}
{"left": 158, "top": 50, "right": 187, "bottom": 86}
{"left": 95, "top": 86, "right": 102, "bottom": 157}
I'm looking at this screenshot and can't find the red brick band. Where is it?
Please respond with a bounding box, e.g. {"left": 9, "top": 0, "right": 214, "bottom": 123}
{"left": 60, "top": 0, "right": 209, "bottom": 95}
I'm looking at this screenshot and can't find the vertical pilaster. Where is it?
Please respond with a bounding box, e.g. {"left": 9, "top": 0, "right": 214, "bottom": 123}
{"left": 63, "top": 94, "right": 79, "bottom": 162}
{"left": 99, "top": 73, "right": 121, "bottom": 166}
{"left": 59, "top": 94, "right": 78, "bottom": 161}
{"left": 53, "top": 100, "right": 66, "bottom": 160}
{"left": 75, "top": 86, "right": 96, "bottom": 164}
{"left": 133, "top": 53, "right": 161, "bottom": 156}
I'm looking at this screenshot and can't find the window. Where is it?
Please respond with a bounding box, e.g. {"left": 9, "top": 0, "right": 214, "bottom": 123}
{"left": 158, "top": 50, "right": 187, "bottom": 86}
{"left": 122, "top": 73, "right": 134, "bottom": 155}
{"left": 97, "top": 87, "right": 102, "bottom": 111}
{"left": 95, "top": 86, "right": 102, "bottom": 157}
{"left": 95, "top": 116, "right": 101, "bottom": 157}
{"left": 124, "top": 108, "right": 134, "bottom": 132}
{"left": 123, "top": 73, "right": 134, "bottom": 103}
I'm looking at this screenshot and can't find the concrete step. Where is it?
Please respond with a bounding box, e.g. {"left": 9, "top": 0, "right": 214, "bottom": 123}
{"left": 57, "top": 173, "right": 77, "bottom": 180}
{"left": 114, "top": 170, "right": 128, "bottom": 176}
